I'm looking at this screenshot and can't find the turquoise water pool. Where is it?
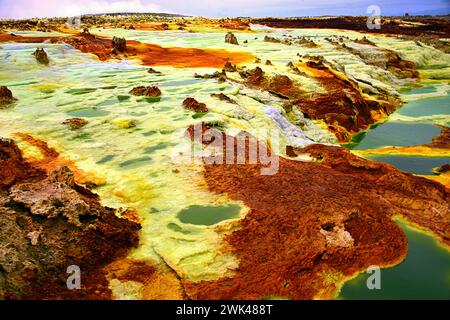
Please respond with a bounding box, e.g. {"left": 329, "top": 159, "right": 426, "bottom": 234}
{"left": 340, "top": 222, "right": 450, "bottom": 300}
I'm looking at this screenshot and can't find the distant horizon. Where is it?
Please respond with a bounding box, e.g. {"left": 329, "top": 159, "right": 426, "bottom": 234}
{"left": 0, "top": 0, "right": 448, "bottom": 20}
{"left": 1, "top": 11, "right": 449, "bottom": 21}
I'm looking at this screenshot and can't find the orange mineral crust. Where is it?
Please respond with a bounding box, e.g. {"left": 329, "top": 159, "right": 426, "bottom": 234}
{"left": 12, "top": 132, "right": 105, "bottom": 187}
{"left": 295, "top": 59, "right": 402, "bottom": 142}
{"left": 0, "top": 32, "right": 254, "bottom": 68}
{"left": 184, "top": 135, "right": 449, "bottom": 299}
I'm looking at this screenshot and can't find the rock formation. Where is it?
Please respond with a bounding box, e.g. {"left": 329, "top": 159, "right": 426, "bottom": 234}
{"left": 225, "top": 32, "right": 239, "bottom": 45}
{"left": 0, "top": 138, "right": 141, "bottom": 299}
{"left": 62, "top": 118, "right": 88, "bottom": 130}
{"left": 112, "top": 36, "right": 126, "bottom": 52}
{"left": 183, "top": 129, "right": 449, "bottom": 299}
{"left": 33, "top": 48, "right": 49, "bottom": 64}
{"left": 129, "top": 86, "right": 161, "bottom": 97}
{"left": 182, "top": 97, "right": 208, "bottom": 112}
{"left": 0, "top": 86, "right": 17, "bottom": 108}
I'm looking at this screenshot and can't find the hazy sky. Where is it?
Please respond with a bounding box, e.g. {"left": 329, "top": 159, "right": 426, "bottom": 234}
{"left": 0, "top": 0, "right": 449, "bottom": 19}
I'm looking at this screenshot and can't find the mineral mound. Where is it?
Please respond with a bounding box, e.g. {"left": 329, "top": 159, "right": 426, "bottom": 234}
{"left": 33, "top": 48, "right": 49, "bottom": 64}
{"left": 182, "top": 97, "right": 208, "bottom": 112}
{"left": 0, "top": 86, "right": 17, "bottom": 108}
{"left": 0, "top": 138, "right": 141, "bottom": 299}
{"left": 129, "top": 86, "right": 162, "bottom": 97}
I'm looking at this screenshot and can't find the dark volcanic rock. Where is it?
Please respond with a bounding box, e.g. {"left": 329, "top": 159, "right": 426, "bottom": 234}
{"left": 223, "top": 61, "right": 237, "bottom": 72}
{"left": 0, "top": 86, "right": 17, "bottom": 108}
{"left": 112, "top": 36, "right": 126, "bottom": 52}
{"left": 62, "top": 118, "right": 88, "bottom": 130}
{"left": 225, "top": 32, "right": 239, "bottom": 45}
{"left": 129, "top": 86, "right": 161, "bottom": 97}
{"left": 0, "top": 138, "right": 141, "bottom": 299}
{"left": 194, "top": 70, "right": 226, "bottom": 80}
{"left": 182, "top": 97, "right": 208, "bottom": 113}
{"left": 33, "top": 48, "right": 49, "bottom": 65}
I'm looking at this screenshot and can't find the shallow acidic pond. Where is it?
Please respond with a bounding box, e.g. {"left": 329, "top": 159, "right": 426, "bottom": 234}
{"left": 177, "top": 204, "right": 241, "bottom": 226}
{"left": 368, "top": 155, "right": 449, "bottom": 175}
{"left": 340, "top": 221, "right": 450, "bottom": 300}
{"left": 347, "top": 122, "right": 442, "bottom": 150}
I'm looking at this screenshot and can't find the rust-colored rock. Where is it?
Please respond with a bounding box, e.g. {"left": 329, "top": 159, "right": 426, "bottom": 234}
{"left": 0, "top": 138, "right": 141, "bottom": 299}
{"left": 129, "top": 86, "right": 161, "bottom": 97}
{"left": 62, "top": 118, "right": 88, "bottom": 130}
{"left": 182, "top": 97, "right": 208, "bottom": 113}
{"left": 210, "top": 93, "right": 237, "bottom": 104}
{"left": 240, "top": 66, "right": 304, "bottom": 100}
{"left": 295, "top": 59, "right": 402, "bottom": 141}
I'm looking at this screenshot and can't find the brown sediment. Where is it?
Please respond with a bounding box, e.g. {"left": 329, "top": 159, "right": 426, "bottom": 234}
{"left": 0, "top": 138, "right": 140, "bottom": 299}
{"left": 183, "top": 129, "right": 449, "bottom": 299}
{"left": 253, "top": 16, "right": 450, "bottom": 38}
{"left": 105, "top": 259, "right": 185, "bottom": 300}
{"left": 0, "top": 31, "right": 254, "bottom": 68}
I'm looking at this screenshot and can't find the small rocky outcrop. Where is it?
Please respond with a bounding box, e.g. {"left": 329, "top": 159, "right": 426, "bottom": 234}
{"left": 147, "top": 68, "right": 161, "bottom": 74}
{"left": 112, "top": 36, "right": 126, "bottom": 52}
{"left": 0, "top": 138, "right": 141, "bottom": 299}
{"left": 434, "top": 164, "right": 450, "bottom": 175}
{"left": 129, "top": 86, "right": 161, "bottom": 97}
{"left": 182, "top": 97, "right": 208, "bottom": 113}
{"left": 0, "top": 86, "right": 17, "bottom": 108}
{"left": 224, "top": 61, "right": 237, "bottom": 72}
{"left": 33, "top": 48, "right": 49, "bottom": 65}
{"left": 194, "top": 70, "right": 226, "bottom": 82}
{"left": 210, "top": 93, "right": 237, "bottom": 104}
{"left": 225, "top": 32, "right": 239, "bottom": 45}
{"left": 62, "top": 118, "right": 88, "bottom": 130}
